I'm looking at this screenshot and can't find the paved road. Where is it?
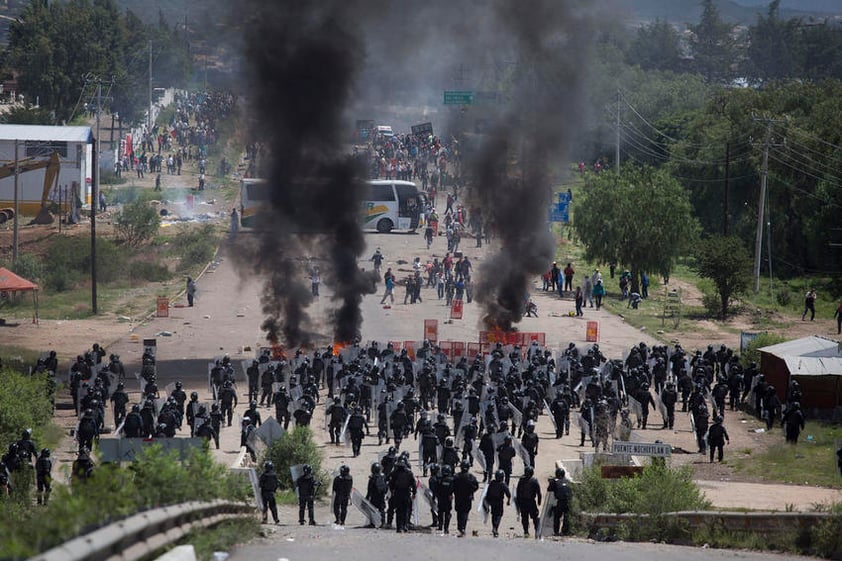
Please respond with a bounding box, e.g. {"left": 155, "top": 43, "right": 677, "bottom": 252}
{"left": 227, "top": 525, "right": 811, "bottom": 561}
{"left": 76, "top": 210, "right": 839, "bottom": 558}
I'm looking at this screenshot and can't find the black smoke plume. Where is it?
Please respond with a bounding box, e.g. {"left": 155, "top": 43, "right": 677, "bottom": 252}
{"left": 239, "top": 1, "right": 379, "bottom": 346}
{"left": 469, "top": 0, "right": 596, "bottom": 330}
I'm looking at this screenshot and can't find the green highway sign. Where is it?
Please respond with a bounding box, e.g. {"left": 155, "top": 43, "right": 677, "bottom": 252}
{"left": 444, "top": 90, "right": 475, "bottom": 105}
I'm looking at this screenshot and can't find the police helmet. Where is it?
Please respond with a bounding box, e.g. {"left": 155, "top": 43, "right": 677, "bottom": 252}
{"left": 523, "top": 465, "right": 534, "bottom": 478}
{"left": 175, "top": 381, "right": 183, "bottom": 389}
{"left": 714, "top": 415, "right": 723, "bottom": 423}
{"left": 117, "top": 382, "right": 125, "bottom": 390}
{"left": 41, "top": 448, "right": 51, "bottom": 457}
{"left": 131, "top": 404, "right": 140, "bottom": 413}
{"left": 460, "top": 460, "right": 470, "bottom": 472}
{"left": 555, "top": 467, "right": 566, "bottom": 479}
{"left": 191, "top": 391, "right": 199, "bottom": 400}
{"left": 445, "top": 437, "right": 454, "bottom": 447}
{"left": 250, "top": 400, "right": 258, "bottom": 408}
{"left": 441, "top": 464, "right": 453, "bottom": 476}
{"left": 340, "top": 464, "right": 350, "bottom": 476}
{"left": 303, "top": 464, "right": 313, "bottom": 475}
{"left": 264, "top": 461, "right": 274, "bottom": 471}
{"left": 388, "top": 446, "right": 397, "bottom": 455}
{"left": 494, "top": 469, "right": 505, "bottom": 482}
{"left": 429, "top": 463, "right": 440, "bottom": 474}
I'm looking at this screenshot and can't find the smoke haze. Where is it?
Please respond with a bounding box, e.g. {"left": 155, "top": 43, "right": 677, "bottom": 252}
{"left": 234, "top": 0, "right": 601, "bottom": 343}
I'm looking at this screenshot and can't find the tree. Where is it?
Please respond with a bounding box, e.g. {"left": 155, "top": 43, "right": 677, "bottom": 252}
{"left": 694, "top": 235, "right": 750, "bottom": 319}
{"left": 745, "top": 0, "right": 804, "bottom": 83}
{"left": 574, "top": 164, "right": 698, "bottom": 294}
{"left": 687, "top": 0, "right": 738, "bottom": 83}
{"left": 114, "top": 199, "right": 160, "bottom": 247}
{"left": 628, "top": 19, "right": 684, "bottom": 73}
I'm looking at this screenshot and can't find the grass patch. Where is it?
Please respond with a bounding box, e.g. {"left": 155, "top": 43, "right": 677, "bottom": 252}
{"left": 184, "top": 518, "right": 260, "bottom": 561}
{"left": 729, "top": 422, "right": 842, "bottom": 488}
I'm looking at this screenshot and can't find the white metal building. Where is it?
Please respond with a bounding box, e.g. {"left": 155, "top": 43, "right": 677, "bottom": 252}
{"left": 0, "top": 124, "right": 93, "bottom": 215}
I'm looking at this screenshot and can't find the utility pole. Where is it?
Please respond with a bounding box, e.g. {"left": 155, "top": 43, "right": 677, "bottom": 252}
{"left": 752, "top": 117, "right": 784, "bottom": 293}
{"left": 616, "top": 89, "right": 621, "bottom": 174}
{"left": 88, "top": 75, "right": 113, "bottom": 315}
{"left": 12, "top": 141, "right": 19, "bottom": 265}
{"left": 148, "top": 41, "right": 153, "bottom": 132}
{"left": 91, "top": 80, "right": 101, "bottom": 314}
{"left": 723, "top": 142, "right": 730, "bottom": 236}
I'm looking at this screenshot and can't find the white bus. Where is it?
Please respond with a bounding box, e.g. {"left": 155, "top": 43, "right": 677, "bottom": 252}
{"left": 240, "top": 178, "right": 268, "bottom": 228}
{"left": 240, "top": 178, "right": 424, "bottom": 233}
{"left": 362, "top": 179, "right": 425, "bottom": 233}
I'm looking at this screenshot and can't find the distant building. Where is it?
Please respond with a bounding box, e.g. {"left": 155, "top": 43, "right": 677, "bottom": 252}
{"left": 0, "top": 124, "right": 93, "bottom": 216}
{"left": 759, "top": 335, "right": 842, "bottom": 420}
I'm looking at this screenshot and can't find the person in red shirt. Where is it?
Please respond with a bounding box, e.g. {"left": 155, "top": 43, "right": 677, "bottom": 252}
{"left": 563, "top": 263, "right": 575, "bottom": 294}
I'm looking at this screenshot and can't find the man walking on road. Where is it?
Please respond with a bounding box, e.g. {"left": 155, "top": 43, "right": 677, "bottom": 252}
{"left": 380, "top": 268, "right": 395, "bottom": 305}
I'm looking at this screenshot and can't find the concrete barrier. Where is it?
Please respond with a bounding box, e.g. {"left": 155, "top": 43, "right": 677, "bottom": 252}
{"left": 154, "top": 545, "right": 197, "bottom": 561}
{"left": 584, "top": 510, "right": 831, "bottom": 535}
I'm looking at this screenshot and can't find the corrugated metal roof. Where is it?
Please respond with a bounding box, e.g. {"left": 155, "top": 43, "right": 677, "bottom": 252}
{"left": 761, "top": 335, "right": 842, "bottom": 377}
{"left": 760, "top": 335, "right": 841, "bottom": 358}
{"left": 0, "top": 124, "right": 92, "bottom": 143}
{"left": 782, "top": 356, "right": 842, "bottom": 376}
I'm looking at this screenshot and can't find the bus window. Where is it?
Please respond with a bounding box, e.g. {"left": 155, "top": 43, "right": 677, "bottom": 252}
{"left": 247, "top": 183, "right": 271, "bottom": 201}
{"left": 369, "top": 183, "right": 396, "bottom": 201}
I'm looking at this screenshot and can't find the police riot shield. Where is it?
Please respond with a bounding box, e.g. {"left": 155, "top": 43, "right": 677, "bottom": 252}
{"left": 543, "top": 399, "right": 558, "bottom": 433}
{"left": 510, "top": 403, "right": 523, "bottom": 430}
{"left": 339, "top": 412, "right": 352, "bottom": 446}
{"left": 577, "top": 413, "right": 590, "bottom": 440}
{"left": 351, "top": 487, "right": 382, "bottom": 527}
{"left": 290, "top": 464, "right": 304, "bottom": 500}
{"left": 536, "top": 493, "right": 556, "bottom": 539}
{"left": 477, "top": 482, "right": 490, "bottom": 524}
{"left": 417, "top": 477, "right": 435, "bottom": 513}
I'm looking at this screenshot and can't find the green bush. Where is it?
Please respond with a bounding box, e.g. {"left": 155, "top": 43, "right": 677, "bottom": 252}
{"left": 9, "top": 253, "right": 46, "bottom": 284}
{"left": 263, "top": 426, "right": 328, "bottom": 496}
{"left": 811, "top": 507, "right": 842, "bottom": 558}
{"left": 776, "top": 289, "right": 793, "bottom": 307}
{"left": 114, "top": 200, "right": 161, "bottom": 247}
{"left": 0, "top": 369, "right": 56, "bottom": 451}
{"left": 168, "top": 224, "right": 217, "bottom": 271}
{"left": 128, "top": 259, "right": 170, "bottom": 283}
{"left": 701, "top": 290, "right": 723, "bottom": 318}
{"left": 575, "top": 462, "right": 710, "bottom": 541}
{"left": 0, "top": 443, "right": 251, "bottom": 559}
{"left": 741, "top": 332, "right": 786, "bottom": 368}
{"left": 42, "top": 236, "right": 128, "bottom": 290}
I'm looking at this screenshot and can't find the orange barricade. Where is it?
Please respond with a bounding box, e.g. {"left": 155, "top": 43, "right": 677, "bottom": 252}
{"left": 452, "top": 341, "right": 466, "bottom": 361}
{"left": 423, "top": 319, "right": 438, "bottom": 343}
{"left": 586, "top": 321, "right": 600, "bottom": 342}
{"left": 403, "top": 340, "right": 416, "bottom": 360}
{"left": 450, "top": 299, "right": 463, "bottom": 320}
{"left": 439, "top": 341, "right": 454, "bottom": 361}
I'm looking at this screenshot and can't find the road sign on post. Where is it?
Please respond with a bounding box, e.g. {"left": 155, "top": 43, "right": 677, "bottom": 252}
{"left": 611, "top": 441, "right": 672, "bottom": 457}
{"left": 444, "top": 91, "right": 475, "bottom": 105}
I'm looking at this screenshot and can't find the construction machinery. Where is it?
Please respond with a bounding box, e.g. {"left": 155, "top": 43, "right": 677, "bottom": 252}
{"left": 0, "top": 151, "right": 61, "bottom": 224}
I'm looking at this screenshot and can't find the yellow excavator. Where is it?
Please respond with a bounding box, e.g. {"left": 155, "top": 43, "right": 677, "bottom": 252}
{"left": 0, "top": 151, "right": 61, "bottom": 225}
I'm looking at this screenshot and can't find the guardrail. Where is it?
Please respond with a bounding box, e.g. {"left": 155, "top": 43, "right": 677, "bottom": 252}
{"left": 29, "top": 500, "right": 254, "bottom": 561}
